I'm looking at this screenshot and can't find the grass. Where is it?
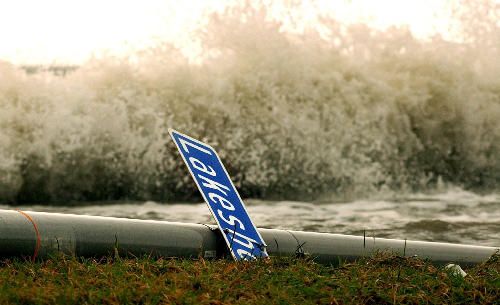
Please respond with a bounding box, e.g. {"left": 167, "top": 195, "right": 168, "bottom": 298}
{"left": 0, "top": 252, "right": 498, "bottom": 304}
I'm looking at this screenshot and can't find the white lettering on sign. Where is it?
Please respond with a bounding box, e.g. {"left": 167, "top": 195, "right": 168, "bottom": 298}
{"left": 237, "top": 249, "right": 256, "bottom": 260}
{"left": 198, "top": 174, "right": 230, "bottom": 196}
{"left": 209, "top": 192, "right": 235, "bottom": 211}
{"left": 179, "top": 138, "right": 212, "bottom": 155}
{"left": 217, "top": 209, "right": 245, "bottom": 230}
{"left": 189, "top": 157, "right": 216, "bottom": 176}
{"left": 225, "top": 228, "right": 259, "bottom": 250}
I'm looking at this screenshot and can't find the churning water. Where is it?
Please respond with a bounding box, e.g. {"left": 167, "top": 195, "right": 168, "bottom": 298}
{"left": 0, "top": 2, "right": 499, "bottom": 245}
{"left": 4, "top": 188, "right": 499, "bottom": 246}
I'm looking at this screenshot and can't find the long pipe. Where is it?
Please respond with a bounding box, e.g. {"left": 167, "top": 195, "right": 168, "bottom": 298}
{"left": 0, "top": 209, "right": 498, "bottom": 265}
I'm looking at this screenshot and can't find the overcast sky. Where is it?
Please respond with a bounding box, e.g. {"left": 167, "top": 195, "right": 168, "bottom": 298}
{"left": 0, "top": 0, "right": 453, "bottom": 65}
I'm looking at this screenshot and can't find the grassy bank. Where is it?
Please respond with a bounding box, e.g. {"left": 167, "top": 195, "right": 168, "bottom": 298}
{"left": 0, "top": 253, "right": 498, "bottom": 304}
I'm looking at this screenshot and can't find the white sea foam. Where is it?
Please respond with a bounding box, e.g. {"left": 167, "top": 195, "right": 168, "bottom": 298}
{"left": 1, "top": 1, "right": 500, "bottom": 203}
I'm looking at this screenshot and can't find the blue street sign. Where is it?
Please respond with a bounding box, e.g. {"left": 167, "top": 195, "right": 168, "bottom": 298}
{"left": 169, "top": 129, "right": 268, "bottom": 260}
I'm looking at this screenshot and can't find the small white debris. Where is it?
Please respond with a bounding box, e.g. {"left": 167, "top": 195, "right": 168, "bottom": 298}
{"left": 445, "top": 264, "right": 467, "bottom": 277}
{"left": 204, "top": 250, "right": 216, "bottom": 259}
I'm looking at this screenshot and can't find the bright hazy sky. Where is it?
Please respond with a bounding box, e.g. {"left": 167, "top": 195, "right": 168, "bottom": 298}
{"left": 0, "top": 0, "right": 452, "bottom": 65}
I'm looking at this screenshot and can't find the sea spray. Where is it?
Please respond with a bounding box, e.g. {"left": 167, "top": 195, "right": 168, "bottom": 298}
{"left": 1, "top": 1, "right": 500, "bottom": 204}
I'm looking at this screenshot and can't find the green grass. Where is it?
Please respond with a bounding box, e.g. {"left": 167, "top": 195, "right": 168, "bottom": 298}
{"left": 0, "top": 253, "right": 498, "bottom": 304}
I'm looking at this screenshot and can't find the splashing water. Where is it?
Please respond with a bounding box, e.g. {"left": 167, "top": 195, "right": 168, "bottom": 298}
{"left": 1, "top": 1, "right": 500, "bottom": 204}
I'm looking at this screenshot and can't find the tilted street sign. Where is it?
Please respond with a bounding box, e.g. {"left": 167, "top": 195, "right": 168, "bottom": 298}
{"left": 169, "top": 129, "right": 268, "bottom": 260}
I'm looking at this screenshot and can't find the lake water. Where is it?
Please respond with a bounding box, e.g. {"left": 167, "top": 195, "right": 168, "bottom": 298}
{"left": 5, "top": 188, "right": 499, "bottom": 247}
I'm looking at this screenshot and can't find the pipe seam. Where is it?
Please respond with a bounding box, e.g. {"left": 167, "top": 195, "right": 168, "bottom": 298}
{"left": 16, "top": 210, "right": 41, "bottom": 261}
